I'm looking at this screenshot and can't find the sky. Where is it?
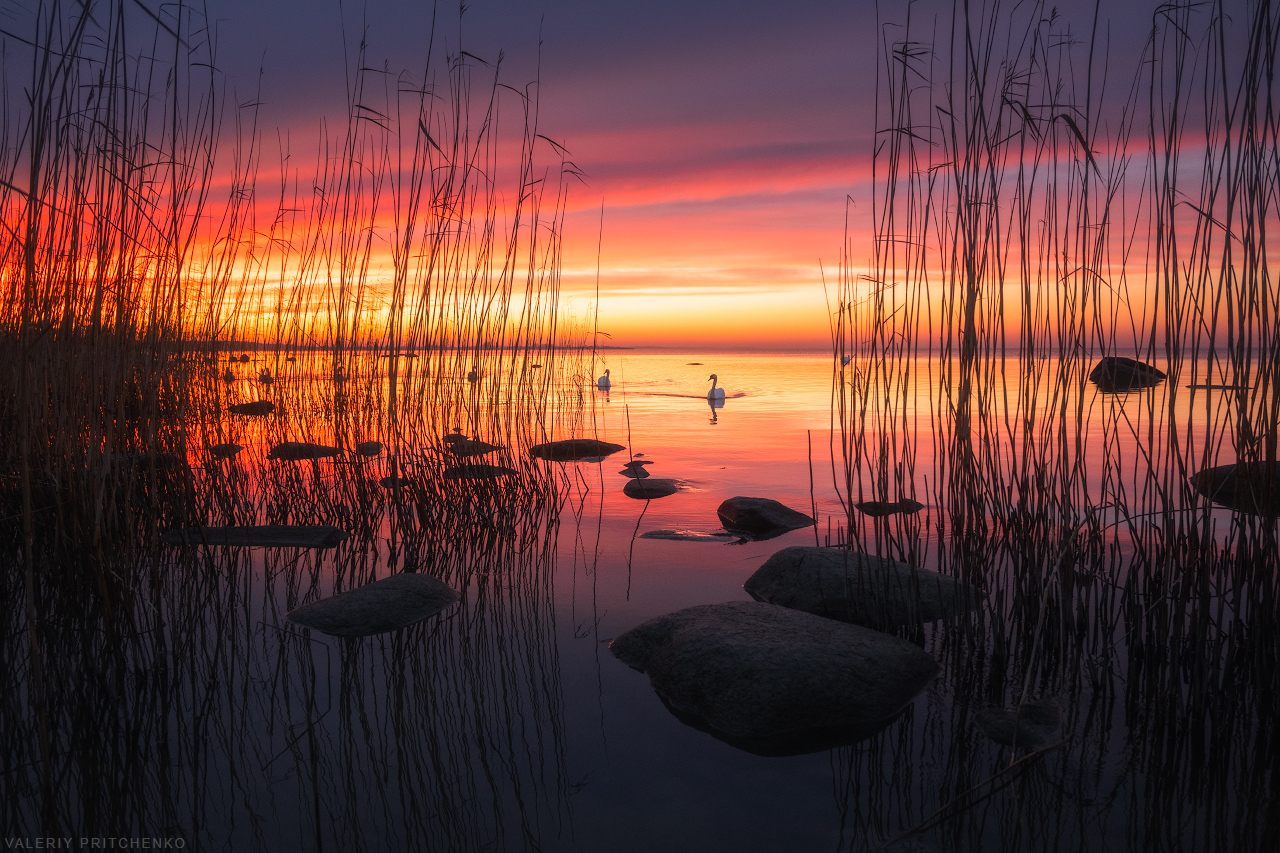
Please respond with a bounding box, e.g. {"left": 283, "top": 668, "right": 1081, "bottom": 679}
{"left": 2, "top": 1, "right": 1183, "bottom": 350}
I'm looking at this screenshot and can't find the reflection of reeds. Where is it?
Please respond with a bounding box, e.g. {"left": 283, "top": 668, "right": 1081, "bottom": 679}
{"left": 833, "top": 1, "right": 1280, "bottom": 849}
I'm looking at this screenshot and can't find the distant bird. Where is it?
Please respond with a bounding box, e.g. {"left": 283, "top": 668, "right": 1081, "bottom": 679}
{"left": 258, "top": 368, "right": 274, "bottom": 385}
{"left": 467, "top": 365, "right": 479, "bottom": 383}
{"left": 841, "top": 355, "right": 852, "bottom": 366}
{"left": 222, "top": 368, "right": 235, "bottom": 383}
{"left": 597, "top": 369, "right": 611, "bottom": 390}
{"left": 708, "top": 374, "right": 726, "bottom": 400}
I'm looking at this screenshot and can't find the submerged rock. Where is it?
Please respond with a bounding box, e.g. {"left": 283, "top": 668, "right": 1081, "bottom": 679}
{"left": 209, "top": 443, "right": 243, "bottom": 460}
{"left": 1190, "top": 461, "right": 1280, "bottom": 516}
{"left": 228, "top": 400, "right": 275, "bottom": 416}
{"left": 855, "top": 498, "right": 925, "bottom": 518}
{"left": 268, "top": 442, "right": 341, "bottom": 461}
{"left": 716, "top": 496, "right": 814, "bottom": 536}
{"left": 287, "top": 573, "right": 460, "bottom": 637}
{"left": 355, "top": 440, "right": 384, "bottom": 457}
{"left": 744, "top": 546, "right": 978, "bottom": 631}
{"left": 619, "top": 466, "right": 651, "bottom": 479}
{"left": 638, "top": 529, "right": 739, "bottom": 542}
{"left": 160, "top": 524, "right": 349, "bottom": 548}
{"left": 442, "top": 463, "right": 518, "bottom": 481}
{"left": 528, "top": 438, "right": 625, "bottom": 461}
{"left": 975, "top": 698, "right": 1062, "bottom": 750}
{"left": 610, "top": 601, "right": 938, "bottom": 748}
{"left": 445, "top": 437, "right": 504, "bottom": 457}
{"left": 623, "top": 478, "right": 680, "bottom": 499}
{"left": 1088, "top": 356, "right": 1166, "bottom": 391}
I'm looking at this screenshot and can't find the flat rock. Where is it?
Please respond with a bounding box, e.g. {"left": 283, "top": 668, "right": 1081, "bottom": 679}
{"left": 1190, "top": 461, "right": 1280, "bottom": 516}
{"left": 268, "top": 442, "right": 341, "bottom": 461}
{"left": 744, "top": 546, "right": 979, "bottom": 631}
{"left": 209, "top": 443, "right": 243, "bottom": 460}
{"left": 610, "top": 601, "right": 938, "bottom": 747}
{"left": 975, "top": 699, "right": 1062, "bottom": 750}
{"left": 287, "top": 573, "right": 460, "bottom": 637}
{"left": 1088, "top": 356, "right": 1166, "bottom": 391}
{"left": 717, "top": 496, "right": 814, "bottom": 535}
{"left": 619, "top": 466, "right": 651, "bottom": 479}
{"left": 229, "top": 401, "right": 275, "bottom": 416}
{"left": 160, "top": 525, "right": 350, "bottom": 548}
{"left": 355, "top": 441, "right": 383, "bottom": 457}
{"left": 442, "top": 463, "right": 518, "bottom": 480}
{"left": 855, "top": 499, "right": 925, "bottom": 518}
{"left": 528, "top": 438, "right": 625, "bottom": 461}
{"left": 639, "top": 529, "right": 738, "bottom": 542}
{"left": 445, "top": 437, "right": 504, "bottom": 457}
{"left": 623, "top": 478, "right": 680, "bottom": 499}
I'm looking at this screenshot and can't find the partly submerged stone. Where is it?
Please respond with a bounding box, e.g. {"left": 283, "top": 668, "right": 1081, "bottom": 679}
{"left": 619, "top": 466, "right": 651, "bottom": 479}
{"left": 1088, "top": 356, "right": 1166, "bottom": 391}
{"left": 744, "top": 546, "right": 978, "bottom": 631}
{"left": 528, "top": 438, "right": 625, "bottom": 461}
{"left": 268, "top": 442, "right": 341, "bottom": 461}
{"left": 1190, "top": 461, "right": 1280, "bottom": 516}
{"left": 442, "top": 463, "right": 518, "bottom": 481}
{"left": 623, "top": 478, "right": 680, "bottom": 499}
{"left": 855, "top": 498, "right": 925, "bottom": 518}
{"left": 228, "top": 400, "right": 275, "bottom": 416}
{"left": 287, "top": 573, "right": 459, "bottom": 637}
{"left": 445, "top": 434, "right": 504, "bottom": 457}
{"left": 610, "top": 601, "right": 938, "bottom": 751}
{"left": 974, "top": 698, "right": 1062, "bottom": 750}
{"left": 716, "top": 496, "right": 814, "bottom": 535}
{"left": 355, "top": 440, "right": 384, "bottom": 457}
{"left": 639, "top": 529, "right": 738, "bottom": 542}
{"left": 209, "top": 443, "right": 243, "bottom": 460}
{"left": 160, "top": 524, "right": 349, "bottom": 548}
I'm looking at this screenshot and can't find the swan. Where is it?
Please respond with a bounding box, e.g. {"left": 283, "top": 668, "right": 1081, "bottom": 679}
{"left": 597, "top": 369, "right": 611, "bottom": 390}
{"left": 222, "top": 368, "right": 235, "bottom": 383}
{"left": 707, "top": 374, "right": 726, "bottom": 400}
{"left": 258, "top": 368, "right": 274, "bottom": 385}
{"left": 467, "top": 365, "right": 479, "bottom": 383}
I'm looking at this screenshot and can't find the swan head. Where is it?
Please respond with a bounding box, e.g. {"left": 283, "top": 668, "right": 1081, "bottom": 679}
{"left": 708, "top": 374, "right": 718, "bottom": 382}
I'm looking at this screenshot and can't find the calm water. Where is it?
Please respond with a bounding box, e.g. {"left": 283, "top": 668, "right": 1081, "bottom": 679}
{"left": 5, "top": 349, "right": 1272, "bottom": 852}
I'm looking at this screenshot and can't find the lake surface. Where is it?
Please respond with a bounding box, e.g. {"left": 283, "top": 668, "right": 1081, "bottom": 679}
{"left": 3, "top": 349, "right": 1273, "bottom": 852}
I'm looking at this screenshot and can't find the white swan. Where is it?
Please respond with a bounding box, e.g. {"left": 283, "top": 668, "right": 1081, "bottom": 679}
{"left": 597, "top": 369, "right": 611, "bottom": 390}
{"left": 708, "top": 374, "right": 726, "bottom": 400}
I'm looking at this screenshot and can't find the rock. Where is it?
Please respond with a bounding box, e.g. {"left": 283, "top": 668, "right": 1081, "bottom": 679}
{"left": 623, "top": 478, "right": 680, "bottom": 499}
{"left": 1190, "top": 461, "right": 1280, "bottom": 516}
{"left": 974, "top": 698, "right": 1062, "bottom": 750}
{"left": 610, "top": 601, "right": 938, "bottom": 750}
{"left": 1088, "top": 356, "right": 1166, "bottom": 391}
{"left": 287, "top": 573, "right": 460, "bottom": 637}
{"left": 716, "top": 496, "right": 814, "bottom": 535}
{"left": 619, "top": 466, "right": 651, "bottom": 479}
{"left": 209, "top": 443, "right": 243, "bottom": 460}
{"left": 639, "top": 529, "right": 738, "bottom": 542}
{"left": 355, "top": 441, "right": 383, "bottom": 457}
{"left": 528, "top": 438, "right": 625, "bottom": 461}
{"left": 442, "top": 463, "right": 518, "bottom": 480}
{"left": 855, "top": 499, "right": 925, "bottom": 518}
{"left": 445, "top": 437, "right": 504, "bottom": 457}
{"left": 268, "top": 442, "right": 341, "bottom": 461}
{"left": 380, "top": 475, "right": 411, "bottom": 489}
{"left": 744, "top": 546, "right": 979, "bottom": 631}
{"left": 622, "top": 460, "right": 652, "bottom": 467}
{"left": 160, "top": 525, "right": 350, "bottom": 548}
{"left": 229, "top": 400, "right": 275, "bottom": 416}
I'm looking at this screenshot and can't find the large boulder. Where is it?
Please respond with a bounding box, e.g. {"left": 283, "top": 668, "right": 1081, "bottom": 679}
{"left": 1088, "top": 356, "right": 1166, "bottom": 391}
{"left": 744, "top": 546, "right": 978, "bottom": 631}
{"left": 528, "top": 438, "right": 625, "bottom": 461}
{"left": 610, "top": 601, "right": 938, "bottom": 753}
{"left": 287, "top": 572, "right": 459, "bottom": 637}
{"left": 1190, "top": 461, "right": 1280, "bottom": 516}
{"left": 716, "top": 496, "right": 814, "bottom": 536}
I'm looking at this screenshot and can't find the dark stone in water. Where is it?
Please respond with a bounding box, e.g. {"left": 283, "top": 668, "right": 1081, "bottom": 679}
{"left": 975, "top": 698, "right": 1062, "bottom": 750}
{"left": 621, "top": 460, "right": 653, "bottom": 468}
{"left": 744, "top": 546, "right": 979, "bottom": 631}
{"left": 855, "top": 498, "right": 925, "bottom": 518}
{"left": 623, "top": 478, "right": 680, "bottom": 499}
{"left": 239, "top": 354, "right": 250, "bottom": 363}
{"left": 380, "top": 475, "right": 411, "bottom": 489}
{"left": 610, "top": 601, "right": 938, "bottom": 746}
{"left": 528, "top": 438, "right": 625, "bottom": 461}
{"left": 287, "top": 573, "right": 459, "bottom": 637}
{"left": 619, "top": 466, "right": 651, "bottom": 479}
{"left": 1088, "top": 356, "right": 1166, "bottom": 391}
{"left": 1190, "top": 461, "right": 1280, "bottom": 516}
{"left": 445, "top": 436, "right": 504, "bottom": 457}
{"left": 639, "top": 529, "right": 738, "bottom": 542}
{"left": 268, "top": 442, "right": 341, "bottom": 461}
{"left": 717, "top": 496, "right": 814, "bottom": 535}
{"left": 160, "top": 524, "right": 349, "bottom": 548}
{"left": 355, "top": 440, "right": 383, "bottom": 457}
{"left": 209, "top": 443, "right": 243, "bottom": 460}
{"left": 229, "top": 400, "right": 275, "bottom": 416}
{"left": 442, "top": 463, "right": 518, "bottom": 481}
